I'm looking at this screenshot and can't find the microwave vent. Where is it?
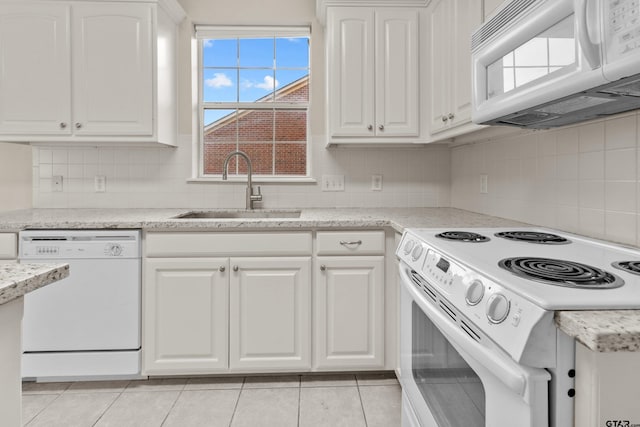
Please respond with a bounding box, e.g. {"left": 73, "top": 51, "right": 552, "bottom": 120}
{"left": 599, "top": 76, "right": 640, "bottom": 97}
{"left": 472, "top": 0, "right": 538, "bottom": 51}
{"left": 498, "top": 111, "right": 558, "bottom": 126}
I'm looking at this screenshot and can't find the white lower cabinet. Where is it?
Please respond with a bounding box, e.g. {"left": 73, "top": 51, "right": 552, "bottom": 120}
{"left": 229, "top": 258, "right": 311, "bottom": 371}
{"left": 143, "top": 232, "right": 312, "bottom": 375}
{"left": 143, "top": 258, "right": 229, "bottom": 374}
{"left": 314, "top": 230, "right": 386, "bottom": 370}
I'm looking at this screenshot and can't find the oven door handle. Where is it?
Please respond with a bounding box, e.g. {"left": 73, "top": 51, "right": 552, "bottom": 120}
{"left": 399, "top": 265, "right": 549, "bottom": 398}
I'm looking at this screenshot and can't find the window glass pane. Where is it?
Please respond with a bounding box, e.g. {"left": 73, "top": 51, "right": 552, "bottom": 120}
{"left": 203, "top": 69, "right": 237, "bottom": 102}
{"left": 204, "top": 109, "right": 237, "bottom": 141}
{"left": 203, "top": 142, "right": 237, "bottom": 175}
{"left": 203, "top": 39, "right": 237, "bottom": 67}
{"left": 240, "top": 69, "right": 277, "bottom": 102}
{"left": 238, "top": 109, "right": 274, "bottom": 143}
{"left": 239, "top": 38, "right": 274, "bottom": 68}
{"left": 274, "top": 70, "right": 309, "bottom": 103}
{"left": 275, "top": 110, "right": 306, "bottom": 141}
{"left": 276, "top": 37, "right": 309, "bottom": 68}
{"left": 238, "top": 143, "right": 274, "bottom": 175}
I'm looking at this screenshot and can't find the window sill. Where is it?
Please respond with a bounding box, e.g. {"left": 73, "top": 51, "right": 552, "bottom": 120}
{"left": 187, "top": 176, "right": 317, "bottom": 184}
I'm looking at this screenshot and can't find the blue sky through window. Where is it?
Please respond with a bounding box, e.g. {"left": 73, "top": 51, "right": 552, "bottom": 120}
{"left": 203, "top": 36, "right": 309, "bottom": 126}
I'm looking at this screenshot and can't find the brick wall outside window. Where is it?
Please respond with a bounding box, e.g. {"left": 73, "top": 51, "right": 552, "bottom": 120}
{"left": 203, "top": 77, "right": 308, "bottom": 176}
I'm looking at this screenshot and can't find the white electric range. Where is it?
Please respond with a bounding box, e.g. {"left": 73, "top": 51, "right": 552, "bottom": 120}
{"left": 396, "top": 227, "right": 640, "bottom": 427}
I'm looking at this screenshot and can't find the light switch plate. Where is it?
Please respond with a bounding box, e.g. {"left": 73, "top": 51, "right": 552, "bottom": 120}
{"left": 371, "top": 174, "right": 383, "bottom": 191}
{"left": 321, "top": 174, "right": 345, "bottom": 191}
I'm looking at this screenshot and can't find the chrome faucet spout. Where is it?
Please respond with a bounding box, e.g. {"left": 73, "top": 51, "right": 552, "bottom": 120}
{"left": 221, "top": 150, "right": 262, "bottom": 210}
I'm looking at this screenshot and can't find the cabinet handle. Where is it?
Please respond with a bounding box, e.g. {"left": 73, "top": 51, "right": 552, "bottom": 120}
{"left": 367, "top": 124, "right": 373, "bottom": 131}
{"left": 75, "top": 123, "right": 82, "bottom": 129}
{"left": 59, "top": 122, "right": 67, "bottom": 129}
{"left": 340, "top": 240, "right": 362, "bottom": 246}
{"left": 448, "top": 113, "right": 455, "bottom": 120}
{"left": 233, "top": 265, "right": 239, "bottom": 272}
{"left": 320, "top": 265, "right": 326, "bottom": 271}
{"left": 378, "top": 124, "right": 384, "bottom": 131}
{"left": 219, "top": 266, "right": 226, "bottom": 272}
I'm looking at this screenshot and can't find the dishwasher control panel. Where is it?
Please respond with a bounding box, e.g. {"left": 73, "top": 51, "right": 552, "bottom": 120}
{"left": 19, "top": 230, "right": 140, "bottom": 259}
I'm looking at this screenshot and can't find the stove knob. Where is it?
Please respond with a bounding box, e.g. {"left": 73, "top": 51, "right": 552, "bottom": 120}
{"left": 465, "top": 279, "right": 485, "bottom": 306}
{"left": 403, "top": 239, "right": 415, "bottom": 254}
{"left": 486, "top": 293, "right": 510, "bottom": 324}
{"left": 411, "top": 244, "right": 424, "bottom": 261}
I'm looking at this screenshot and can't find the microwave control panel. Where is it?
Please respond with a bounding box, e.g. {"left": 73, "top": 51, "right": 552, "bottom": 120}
{"left": 608, "top": 0, "right": 640, "bottom": 56}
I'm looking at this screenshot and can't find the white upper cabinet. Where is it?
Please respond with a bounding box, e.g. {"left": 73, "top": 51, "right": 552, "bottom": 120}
{"left": 71, "top": 3, "right": 153, "bottom": 137}
{"left": 325, "top": 6, "right": 419, "bottom": 145}
{"left": 427, "top": 0, "right": 482, "bottom": 138}
{"left": 0, "top": 0, "right": 184, "bottom": 146}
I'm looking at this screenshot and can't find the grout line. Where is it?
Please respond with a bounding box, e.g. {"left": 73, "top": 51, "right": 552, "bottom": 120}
{"left": 356, "top": 380, "right": 369, "bottom": 427}
{"left": 91, "top": 383, "right": 128, "bottom": 427}
{"left": 297, "top": 385, "right": 302, "bottom": 427}
{"left": 227, "top": 376, "right": 246, "bottom": 427}
{"left": 159, "top": 387, "right": 184, "bottom": 427}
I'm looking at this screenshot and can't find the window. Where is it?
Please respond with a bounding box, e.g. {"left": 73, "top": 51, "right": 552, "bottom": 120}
{"left": 196, "top": 26, "right": 310, "bottom": 179}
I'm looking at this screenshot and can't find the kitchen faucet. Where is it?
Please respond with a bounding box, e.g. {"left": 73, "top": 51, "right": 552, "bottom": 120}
{"left": 222, "top": 150, "right": 262, "bottom": 210}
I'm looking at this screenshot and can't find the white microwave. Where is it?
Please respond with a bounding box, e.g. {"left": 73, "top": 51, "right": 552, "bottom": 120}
{"left": 471, "top": 0, "right": 640, "bottom": 129}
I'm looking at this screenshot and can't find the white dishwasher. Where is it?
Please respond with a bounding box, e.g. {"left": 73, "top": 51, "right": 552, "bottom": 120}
{"left": 19, "top": 229, "right": 141, "bottom": 381}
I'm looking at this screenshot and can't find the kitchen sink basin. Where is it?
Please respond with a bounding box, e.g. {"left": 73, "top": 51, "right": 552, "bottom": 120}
{"left": 173, "top": 209, "right": 302, "bottom": 219}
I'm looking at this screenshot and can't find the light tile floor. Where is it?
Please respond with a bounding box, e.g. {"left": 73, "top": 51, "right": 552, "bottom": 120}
{"left": 22, "top": 372, "right": 401, "bottom": 427}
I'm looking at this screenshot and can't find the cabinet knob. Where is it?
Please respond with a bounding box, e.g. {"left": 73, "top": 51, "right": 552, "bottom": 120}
{"left": 448, "top": 113, "right": 455, "bottom": 120}
{"left": 59, "top": 122, "right": 67, "bottom": 129}
{"left": 378, "top": 124, "right": 384, "bottom": 131}
{"left": 219, "top": 266, "right": 226, "bottom": 272}
{"left": 320, "top": 265, "right": 326, "bottom": 271}
{"left": 442, "top": 116, "right": 448, "bottom": 122}
{"left": 367, "top": 125, "right": 373, "bottom": 131}
{"left": 75, "top": 122, "right": 82, "bottom": 129}
{"left": 233, "top": 265, "right": 239, "bottom": 272}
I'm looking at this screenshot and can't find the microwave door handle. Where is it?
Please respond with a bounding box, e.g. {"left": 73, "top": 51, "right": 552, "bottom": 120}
{"left": 576, "top": 0, "right": 601, "bottom": 69}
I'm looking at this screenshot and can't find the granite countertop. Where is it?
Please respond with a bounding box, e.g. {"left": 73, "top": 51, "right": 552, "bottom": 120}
{"left": 1, "top": 207, "right": 638, "bottom": 353}
{"left": 0, "top": 207, "right": 528, "bottom": 233}
{"left": 555, "top": 311, "right": 640, "bottom": 352}
{"left": 0, "top": 263, "right": 69, "bottom": 306}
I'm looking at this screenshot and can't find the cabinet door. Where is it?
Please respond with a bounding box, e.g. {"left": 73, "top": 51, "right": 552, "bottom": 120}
{"left": 375, "top": 9, "right": 418, "bottom": 136}
{"left": 143, "top": 258, "right": 228, "bottom": 375}
{"left": 327, "top": 7, "right": 375, "bottom": 137}
{"left": 315, "top": 256, "right": 384, "bottom": 369}
{"left": 0, "top": 4, "right": 71, "bottom": 135}
{"left": 428, "top": 0, "right": 452, "bottom": 134}
{"left": 72, "top": 3, "right": 153, "bottom": 136}
{"left": 229, "top": 257, "right": 311, "bottom": 371}
{"left": 450, "top": 0, "right": 482, "bottom": 127}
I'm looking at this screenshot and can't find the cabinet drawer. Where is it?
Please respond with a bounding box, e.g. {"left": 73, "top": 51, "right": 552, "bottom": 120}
{"left": 145, "top": 232, "right": 312, "bottom": 257}
{"left": 316, "top": 231, "right": 385, "bottom": 256}
{"left": 0, "top": 233, "right": 17, "bottom": 259}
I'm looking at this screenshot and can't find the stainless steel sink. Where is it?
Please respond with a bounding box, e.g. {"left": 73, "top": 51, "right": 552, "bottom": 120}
{"left": 173, "top": 209, "right": 302, "bottom": 219}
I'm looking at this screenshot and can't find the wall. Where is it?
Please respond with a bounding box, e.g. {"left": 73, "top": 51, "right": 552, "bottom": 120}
{"left": 29, "top": 0, "right": 451, "bottom": 210}
{"left": 450, "top": 112, "right": 640, "bottom": 247}
{"left": 0, "top": 142, "right": 31, "bottom": 211}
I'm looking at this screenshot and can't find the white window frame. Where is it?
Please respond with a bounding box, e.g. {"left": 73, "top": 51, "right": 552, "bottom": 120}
{"left": 193, "top": 25, "right": 312, "bottom": 182}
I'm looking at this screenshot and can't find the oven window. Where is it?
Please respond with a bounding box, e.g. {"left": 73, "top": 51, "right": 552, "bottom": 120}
{"left": 487, "top": 15, "right": 576, "bottom": 99}
{"left": 412, "top": 301, "right": 485, "bottom": 426}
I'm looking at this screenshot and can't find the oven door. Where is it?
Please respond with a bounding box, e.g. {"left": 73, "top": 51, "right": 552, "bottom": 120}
{"left": 398, "top": 265, "right": 550, "bottom": 427}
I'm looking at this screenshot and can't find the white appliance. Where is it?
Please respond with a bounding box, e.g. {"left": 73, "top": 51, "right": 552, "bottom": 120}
{"left": 471, "top": 0, "right": 640, "bottom": 129}
{"left": 396, "top": 228, "right": 640, "bottom": 426}
{"left": 19, "top": 230, "right": 141, "bottom": 381}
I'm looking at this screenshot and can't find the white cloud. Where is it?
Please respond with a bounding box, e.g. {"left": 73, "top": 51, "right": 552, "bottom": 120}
{"left": 203, "top": 39, "right": 213, "bottom": 48}
{"left": 254, "top": 75, "right": 279, "bottom": 90}
{"left": 205, "top": 73, "right": 233, "bottom": 88}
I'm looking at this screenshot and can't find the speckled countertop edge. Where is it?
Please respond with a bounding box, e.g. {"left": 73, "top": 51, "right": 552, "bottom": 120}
{"left": 0, "top": 263, "right": 70, "bottom": 306}
{"left": 555, "top": 311, "right": 640, "bottom": 352}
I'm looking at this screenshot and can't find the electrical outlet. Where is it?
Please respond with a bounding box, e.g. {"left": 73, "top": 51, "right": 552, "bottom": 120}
{"left": 480, "top": 174, "right": 488, "bottom": 194}
{"left": 94, "top": 175, "right": 106, "bottom": 193}
{"left": 321, "top": 174, "right": 345, "bottom": 191}
{"left": 52, "top": 175, "right": 63, "bottom": 192}
{"left": 371, "top": 174, "right": 383, "bottom": 191}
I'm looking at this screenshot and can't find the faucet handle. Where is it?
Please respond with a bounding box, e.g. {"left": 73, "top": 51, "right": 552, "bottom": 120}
{"left": 250, "top": 186, "right": 262, "bottom": 202}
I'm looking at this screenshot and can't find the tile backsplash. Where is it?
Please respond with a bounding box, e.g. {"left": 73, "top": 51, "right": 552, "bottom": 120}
{"left": 450, "top": 112, "right": 640, "bottom": 247}
{"left": 32, "top": 135, "right": 451, "bottom": 209}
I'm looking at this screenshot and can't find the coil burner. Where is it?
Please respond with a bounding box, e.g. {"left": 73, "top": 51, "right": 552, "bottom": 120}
{"left": 499, "top": 257, "right": 623, "bottom": 289}
{"left": 435, "top": 231, "right": 490, "bottom": 243}
{"left": 494, "top": 231, "right": 570, "bottom": 245}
